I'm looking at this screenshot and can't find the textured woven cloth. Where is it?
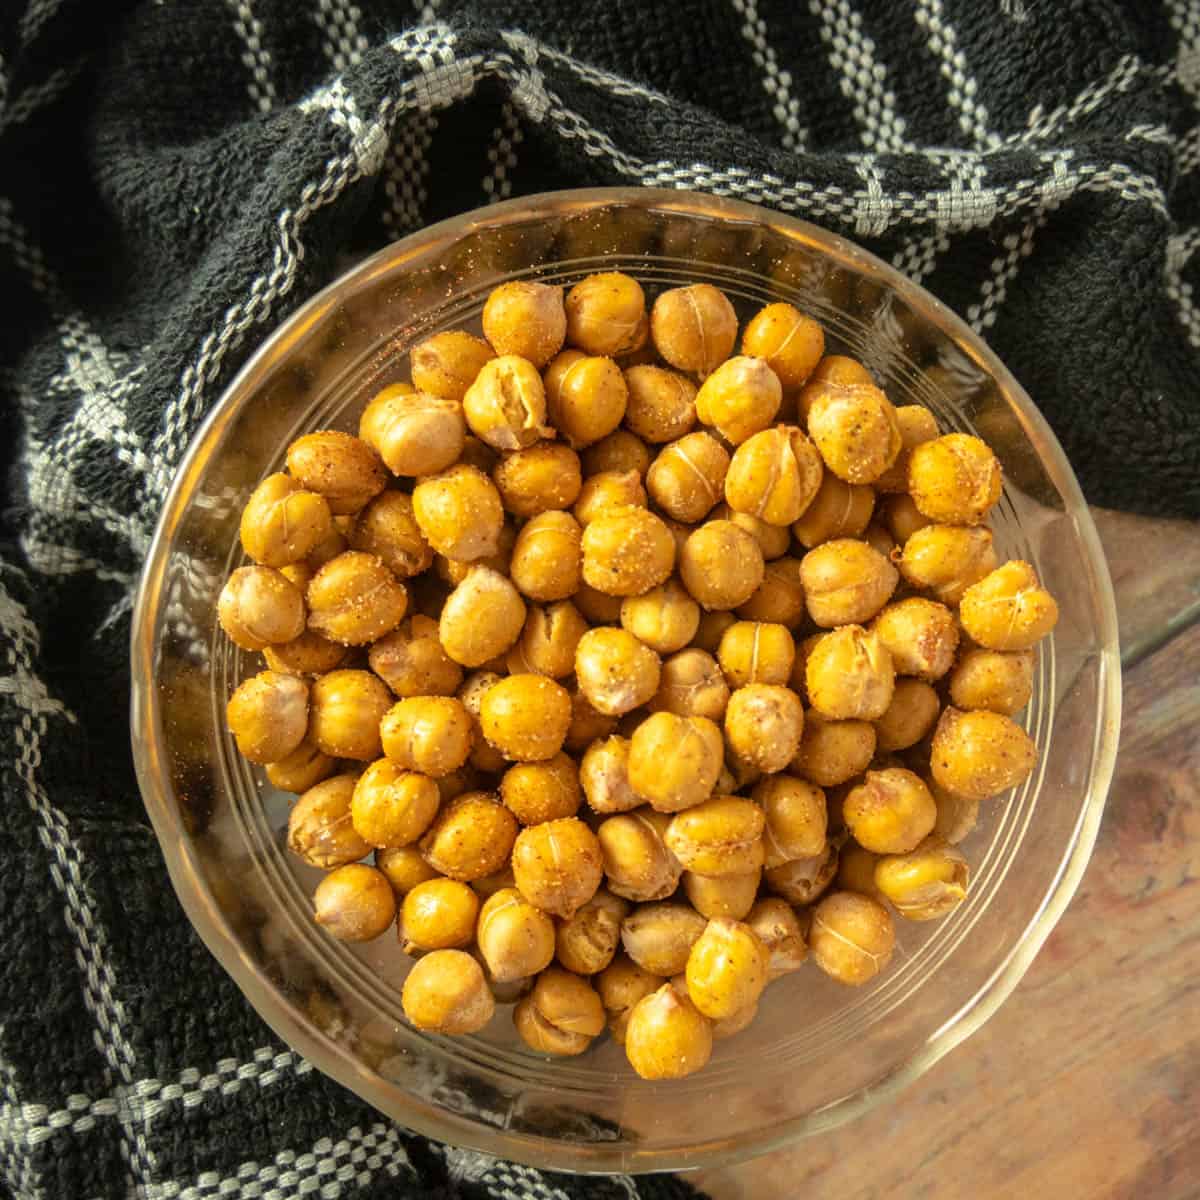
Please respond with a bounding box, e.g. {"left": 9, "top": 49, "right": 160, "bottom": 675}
{"left": 1, "top": 2, "right": 1198, "bottom": 1198}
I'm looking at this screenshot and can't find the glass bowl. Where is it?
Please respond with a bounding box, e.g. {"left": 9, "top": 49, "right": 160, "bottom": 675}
{"left": 130, "top": 188, "right": 1121, "bottom": 1174}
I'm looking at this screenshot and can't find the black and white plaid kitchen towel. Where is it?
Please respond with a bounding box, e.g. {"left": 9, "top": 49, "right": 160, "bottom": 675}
{"left": 1, "top": 2, "right": 1197, "bottom": 1198}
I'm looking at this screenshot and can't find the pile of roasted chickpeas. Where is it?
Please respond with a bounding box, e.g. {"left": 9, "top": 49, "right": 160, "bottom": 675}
{"left": 221, "top": 272, "right": 1058, "bottom": 1080}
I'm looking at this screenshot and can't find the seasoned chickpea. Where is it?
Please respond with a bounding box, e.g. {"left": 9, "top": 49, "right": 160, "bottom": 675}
{"left": 574, "top": 627, "right": 661, "bottom": 716}
{"left": 862, "top": 522, "right": 896, "bottom": 558}
{"left": 844, "top": 767, "right": 937, "bottom": 854}
{"left": 556, "top": 889, "right": 630, "bottom": 975}
{"left": 582, "top": 429, "right": 651, "bottom": 479}
{"left": 433, "top": 519, "right": 516, "bottom": 589}
{"left": 287, "top": 774, "right": 371, "bottom": 868}
{"left": 349, "top": 491, "right": 434, "bottom": 579}
{"left": 930, "top": 707, "right": 1037, "bottom": 801}
{"left": 463, "top": 354, "right": 551, "bottom": 452}
{"left": 542, "top": 350, "right": 628, "bottom": 448}
{"left": 908, "top": 433, "right": 1002, "bottom": 525}
{"left": 597, "top": 809, "right": 682, "bottom": 901}
{"left": 380, "top": 696, "right": 472, "bottom": 778}
{"left": 725, "top": 425, "right": 824, "bottom": 527}
{"left": 358, "top": 386, "right": 466, "bottom": 477}
{"left": 572, "top": 469, "right": 646, "bottom": 526}
{"left": 376, "top": 845, "right": 440, "bottom": 896}
{"left": 565, "top": 272, "right": 647, "bottom": 356}
{"left": 581, "top": 505, "right": 675, "bottom": 597}
{"left": 514, "top": 968, "right": 606, "bottom": 1056}
{"left": 683, "top": 870, "right": 760, "bottom": 921}
{"left": 402, "top": 949, "right": 495, "bottom": 1033}
{"left": 597, "top": 955, "right": 662, "bottom": 1043}
{"left": 880, "top": 493, "right": 931, "bottom": 544}
{"left": 791, "top": 710, "right": 876, "bottom": 787}
{"left": 959, "top": 560, "right": 1059, "bottom": 650}
{"left": 500, "top": 753, "right": 581, "bottom": 825}
{"left": 482, "top": 281, "right": 567, "bottom": 367}
{"left": 420, "top": 792, "right": 518, "bottom": 881}
{"left": 874, "top": 679, "right": 941, "bottom": 752}
{"left": 412, "top": 464, "right": 504, "bottom": 562}
{"left": 624, "top": 983, "right": 713, "bottom": 1079}
{"left": 931, "top": 779, "right": 979, "bottom": 844}
{"left": 745, "top": 898, "right": 808, "bottom": 979}
{"left": 724, "top": 684, "right": 804, "bottom": 774}
{"left": 620, "top": 580, "right": 700, "bottom": 654}
{"left": 755, "top": 775, "right": 827, "bottom": 867}
{"left": 807, "top": 383, "right": 901, "bottom": 484}
{"left": 691, "top": 610, "right": 738, "bottom": 654}
{"left": 651, "top": 283, "right": 738, "bottom": 379}
{"left": 628, "top": 712, "right": 724, "bottom": 812}
{"left": 797, "top": 355, "right": 875, "bottom": 423}
{"left": 665, "top": 796, "right": 766, "bottom": 877}
{"left": 305, "top": 551, "right": 407, "bottom": 646}
{"left": 410, "top": 330, "right": 495, "bottom": 402}
{"left": 714, "top": 504, "right": 792, "bottom": 560}
{"left": 717, "top": 621, "right": 795, "bottom": 688}
{"left": 286, "top": 431, "right": 386, "bottom": 515}
{"left": 874, "top": 404, "right": 939, "bottom": 492}
{"left": 240, "top": 473, "right": 334, "bottom": 567}
{"left": 646, "top": 432, "right": 729, "bottom": 522}
{"left": 511, "top": 817, "right": 604, "bottom": 918}
{"left": 369, "top": 615, "right": 461, "bottom": 699}
{"left": 948, "top": 647, "right": 1034, "bottom": 715}
{"left": 679, "top": 520, "right": 765, "bottom": 611}
{"left": 266, "top": 739, "right": 335, "bottom": 794}
{"left": 650, "top": 648, "right": 730, "bottom": 721}
{"left": 477, "top": 674, "right": 572, "bottom": 763}
{"left": 515, "top": 602, "right": 588, "bottom": 679}
{"left": 313, "top": 864, "right": 397, "bottom": 942}
{"left": 898, "top": 523, "right": 998, "bottom": 605}
{"left": 218, "top": 566, "right": 305, "bottom": 651}
{"left": 457, "top": 670, "right": 506, "bottom": 772}
{"left": 810, "top": 891, "right": 895, "bottom": 985}
{"left": 875, "top": 837, "right": 969, "bottom": 920}
{"left": 564, "top": 683, "right": 620, "bottom": 753}
{"left": 435, "top": 766, "right": 483, "bottom": 805}
{"left": 792, "top": 473, "right": 875, "bottom": 548}
{"left": 695, "top": 356, "right": 783, "bottom": 444}
{"left": 491, "top": 442, "right": 581, "bottom": 517}
{"left": 836, "top": 841, "right": 887, "bottom": 902}
{"left": 805, "top": 625, "right": 894, "bottom": 721}
{"left": 764, "top": 841, "right": 839, "bottom": 905}
{"left": 227, "top": 670, "right": 308, "bottom": 764}
{"left": 476, "top": 887, "right": 556, "bottom": 981}
{"left": 800, "top": 539, "right": 897, "bottom": 627}
{"left": 439, "top": 567, "right": 526, "bottom": 667}
{"left": 871, "top": 597, "right": 958, "bottom": 681}
{"left": 685, "top": 918, "right": 769, "bottom": 1021}
{"left": 505, "top": 510, "right": 581, "bottom": 602}
{"left": 350, "top": 759, "right": 440, "bottom": 848}
{"left": 399, "top": 878, "right": 480, "bottom": 952}
{"left": 741, "top": 302, "right": 824, "bottom": 391}
{"left": 735, "top": 557, "right": 806, "bottom": 626}
{"left": 580, "top": 736, "right": 641, "bottom": 814}
{"left": 620, "top": 902, "right": 707, "bottom": 975}
{"left": 623, "top": 364, "right": 698, "bottom": 442}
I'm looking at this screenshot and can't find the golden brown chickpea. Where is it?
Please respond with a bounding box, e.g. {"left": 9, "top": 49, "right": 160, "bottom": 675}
{"left": 420, "top": 792, "right": 518, "bottom": 881}
{"left": 766, "top": 839, "right": 840, "bottom": 905}
{"left": 683, "top": 870, "right": 760, "bottom": 921}
{"left": 456, "top": 670, "right": 505, "bottom": 772}
{"left": 871, "top": 597, "right": 958, "bottom": 681}
{"left": 435, "top": 766, "right": 483, "bottom": 805}
{"left": 805, "top": 625, "right": 894, "bottom": 721}
{"left": 574, "top": 627, "right": 662, "bottom": 716}
{"left": 476, "top": 886, "right": 556, "bottom": 982}
{"left": 807, "top": 383, "right": 902, "bottom": 484}
{"left": 844, "top": 767, "right": 937, "bottom": 854}
{"left": 741, "top": 302, "right": 824, "bottom": 392}
{"left": 874, "top": 404, "right": 939, "bottom": 492}
{"left": 556, "top": 889, "right": 630, "bottom": 975}
{"left": 717, "top": 620, "right": 796, "bottom": 688}
{"left": 628, "top": 712, "right": 724, "bottom": 812}
{"left": 624, "top": 982, "right": 713, "bottom": 1079}
{"left": 412, "top": 464, "right": 504, "bottom": 563}
{"left": 240, "top": 473, "right": 334, "bottom": 568}
{"left": 597, "top": 956, "right": 663, "bottom": 1044}
{"left": 514, "top": 967, "right": 606, "bottom": 1056}
{"left": 797, "top": 355, "right": 875, "bottom": 424}
{"left": 836, "top": 841, "right": 887, "bottom": 902}
{"left": 908, "top": 433, "right": 1001, "bottom": 525}
{"left": 313, "top": 864, "right": 396, "bottom": 943}
{"left": 958, "top": 560, "right": 1059, "bottom": 650}
{"left": 380, "top": 696, "right": 472, "bottom": 778}
{"left": 511, "top": 817, "right": 604, "bottom": 918}
{"left": 755, "top": 775, "right": 827, "bottom": 867}
{"left": 477, "top": 674, "right": 572, "bottom": 763}
{"left": 439, "top": 567, "right": 526, "bottom": 667}
{"left": 580, "top": 505, "right": 675, "bottom": 597}
{"left": 880, "top": 493, "right": 932, "bottom": 544}
{"left": 286, "top": 431, "right": 386, "bottom": 516}
{"left": 597, "top": 809, "right": 682, "bottom": 901}
{"left": 948, "top": 647, "right": 1034, "bottom": 715}
{"left": 665, "top": 796, "right": 766, "bottom": 877}
{"left": 651, "top": 283, "right": 738, "bottom": 379}
{"left": 620, "top": 901, "right": 707, "bottom": 975}
{"left": 463, "top": 354, "right": 551, "bottom": 452}
{"left": 516, "top": 602, "right": 588, "bottom": 679}
{"left": 622, "top": 364, "right": 699, "bottom": 443}
{"left": 695, "top": 356, "right": 783, "bottom": 444}
{"left": 433, "top": 519, "right": 516, "bottom": 589}
{"left": 572, "top": 469, "right": 647, "bottom": 526}
{"left": 930, "top": 706, "right": 1037, "bottom": 801}
{"left": 579, "top": 736, "right": 639, "bottom": 815}
{"left": 563, "top": 683, "right": 620, "bottom": 753}
{"left": 402, "top": 948, "right": 495, "bottom": 1033}
{"left": 350, "top": 759, "right": 440, "bottom": 849}
{"left": 685, "top": 917, "right": 769, "bottom": 1021}
{"left": 873, "top": 679, "right": 941, "bottom": 753}
{"left": 218, "top": 566, "right": 305, "bottom": 651}
{"left": 645, "top": 432, "right": 729, "bottom": 523}
{"left": 482, "top": 280, "right": 567, "bottom": 367}
{"left": 620, "top": 580, "right": 700, "bottom": 654}
{"left": 376, "top": 845, "right": 440, "bottom": 896}
{"left": 897, "top": 525, "right": 996, "bottom": 607}
{"left": 348, "top": 491, "right": 433, "bottom": 579}
{"left": 862, "top": 521, "right": 896, "bottom": 558}
{"left": 500, "top": 753, "right": 581, "bottom": 826}
{"left": 714, "top": 504, "right": 792, "bottom": 561}
{"left": 930, "top": 779, "right": 979, "bottom": 844}
{"left": 227, "top": 670, "right": 308, "bottom": 764}
{"left": 734, "top": 556, "right": 807, "bottom": 626}
{"left": 679, "top": 520, "right": 765, "bottom": 612}
{"left": 691, "top": 610, "right": 738, "bottom": 655}
{"left": 399, "top": 878, "right": 480, "bottom": 952}
{"left": 305, "top": 551, "right": 407, "bottom": 646}
{"left": 369, "top": 615, "right": 461, "bottom": 698}
{"left": 287, "top": 774, "right": 372, "bottom": 868}
{"left": 454, "top": 434, "right": 497, "bottom": 475}
{"left": 800, "top": 538, "right": 897, "bottom": 628}
{"left": 725, "top": 425, "right": 824, "bottom": 527}
{"left": 791, "top": 710, "right": 876, "bottom": 787}
{"left": 745, "top": 897, "right": 809, "bottom": 979}
{"left": 791, "top": 473, "right": 875, "bottom": 549}
{"left": 266, "top": 739, "right": 335, "bottom": 794}
{"left": 358, "top": 385, "right": 466, "bottom": 477}
{"left": 724, "top": 684, "right": 804, "bottom": 774}
{"left": 565, "top": 272, "right": 647, "bottom": 356}
{"left": 410, "top": 330, "right": 495, "bottom": 402}
{"left": 543, "top": 350, "right": 628, "bottom": 448}
{"left": 648, "top": 648, "right": 730, "bottom": 721}
{"left": 810, "top": 891, "right": 895, "bottom": 985}
{"left": 504, "top": 510, "right": 580, "bottom": 603}
{"left": 492, "top": 442, "right": 582, "bottom": 518}
{"left": 581, "top": 429, "right": 651, "bottom": 479}
{"left": 874, "top": 836, "right": 969, "bottom": 920}
{"left": 278, "top": 560, "right": 317, "bottom": 594}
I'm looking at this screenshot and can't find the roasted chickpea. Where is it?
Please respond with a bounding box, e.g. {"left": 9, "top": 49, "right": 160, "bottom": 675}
{"left": 563, "top": 683, "right": 620, "bottom": 753}
{"left": 628, "top": 712, "right": 724, "bottom": 812}
{"left": 646, "top": 432, "right": 729, "bottom": 523}
{"left": 741, "top": 302, "right": 824, "bottom": 391}
{"left": 691, "top": 610, "right": 738, "bottom": 654}
{"left": 556, "top": 889, "right": 630, "bottom": 974}
{"left": 410, "top": 330, "right": 495, "bottom": 402}
{"left": 349, "top": 491, "right": 433, "bottom": 579}
{"left": 313, "top": 864, "right": 397, "bottom": 942}
{"left": 511, "top": 817, "right": 604, "bottom": 918}
{"left": 597, "top": 956, "right": 662, "bottom": 1043}
{"left": 724, "top": 684, "right": 804, "bottom": 774}
{"left": 651, "top": 283, "right": 738, "bottom": 379}
{"left": 542, "top": 350, "right": 628, "bottom": 450}
{"left": 477, "top": 674, "right": 572, "bottom": 763}
{"left": 862, "top": 521, "right": 896, "bottom": 558}
{"left": 287, "top": 774, "right": 372, "bottom": 868}
{"left": 514, "top": 968, "right": 606, "bottom": 1056}
{"left": 959, "top": 560, "right": 1059, "bottom": 650}
{"left": 874, "top": 678, "right": 941, "bottom": 752}
{"left": 870, "top": 597, "right": 958, "bottom": 681}
{"left": 435, "top": 766, "right": 483, "bottom": 805}
{"left": 476, "top": 886, "right": 556, "bottom": 981}
{"left": 376, "top": 845, "right": 440, "bottom": 896}
{"left": 369, "top": 615, "right": 461, "bottom": 699}
{"left": 665, "top": 796, "right": 766, "bottom": 877}
{"left": 505, "top": 510, "right": 582, "bottom": 603}
{"left": 755, "top": 775, "right": 827, "bottom": 867}
{"left": 620, "top": 901, "right": 707, "bottom": 975}
{"left": 581, "top": 429, "right": 651, "bottom": 479}
{"left": 679, "top": 520, "right": 765, "bottom": 611}
{"left": 622, "top": 364, "right": 698, "bottom": 442}
{"left": 412, "top": 464, "right": 504, "bottom": 562}
{"left": 931, "top": 779, "right": 979, "bottom": 844}
{"left": 791, "top": 473, "right": 875, "bottom": 548}
{"left": 439, "top": 567, "right": 526, "bottom": 667}
{"left": 874, "top": 404, "right": 939, "bottom": 492}
{"left": 399, "top": 878, "right": 480, "bottom": 952}
{"left": 796, "top": 355, "right": 875, "bottom": 424}
{"left": 597, "top": 809, "right": 682, "bottom": 901}
{"left": 286, "top": 430, "right": 386, "bottom": 516}
{"left": 745, "top": 897, "right": 808, "bottom": 979}
{"left": 724, "top": 425, "right": 824, "bottom": 527}
{"left": 266, "top": 739, "right": 335, "bottom": 794}
{"left": 799, "top": 538, "right": 897, "bottom": 628}
{"left": 565, "top": 272, "right": 647, "bottom": 356}
{"left": 650, "top": 648, "right": 731, "bottom": 720}
{"left": 805, "top": 625, "right": 895, "bottom": 721}
{"left": 836, "top": 841, "right": 887, "bottom": 902}
{"left": 579, "top": 736, "right": 640, "bottom": 815}
{"left": 620, "top": 580, "right": 700, "bottom": 654}
{"left": 463, "top": 354, "right": 551, "bottom": 452}
{"left": 580, "top": 505, "right": 675, "bottom": 597}
{"left": 875, "top": 837, "right": 969, "bottom": 920}
{"left": 358, "top": 385, "right": 466, "bottom": 477}
{"left": 908, "top": 433, "right": 1002, "bottom": 525}
{"left": 350, "top": 759, "right": 440, "bottom": 848}
{"left": 240, "top": 473, "right": 334, "bottom": 568}
{"left": 898, "top": 523, "right": 998, "bottom": 605}
{"left": 714, "top": 504, "right": 792, "bottom": 560}
{"left": 420, "top": 792, "right": 518, "bottom": 881}
{"left": 948, "top": 647, "right": 1034, "bottom": 715}
{"left": 807, "top": 383, "right": 901, "bottom": 484}
{"left": 491, "top": 442, "right": 582, "bottom": 518}
{"left": 500, "top": 752, "right": 581, "bottom": 826}
{"left": 717, "top": 620, "right": 796, "bottom": 688}
{"left": 682, "top": 870, "right": 760, "bottom": 921}
{"left": 515, "top": 601, "right": 588, "bottom": 679}
{"left": 810, "top": 891, "right": 895, "bottom": 985}
{"left": 685, "top": 917, "right": 769, "bottom": 1021}
{"left": 218, "top": 566, "right": 305, "bottom": 652}
{"left": 791, "top": 710, "right": 876, "bottom": 787}
{"left": 735, "top": 558, "right": 806, "bottom": 627}
{"left": 844, "top": 767, "right": 937, "bottom": 854}
{"left": 572, "top": 469, "right": 647, "bottom": 526}
{"left": 380, "top": 696, "right": 472, "bottom": 778}
{"left": 227, "top": 670, "right": 308, "bottom": 764}
{"left": 402, "top": 948, "right": 495, "bottom": 1033}
{"left": 624, "top": 983, "right": 713, "bottom": 1079}
{"left": 695, "top": 356, "right": 783, "bottom": 444}
{"left": 930, "top": 706, "right": 1037, "bottom": 801}
{"left": 457, "top": 670, "right": 506, "bottom": 772}
{"left": 482, "top": 281, "right": 567, "bottom": 367}
{"left": 574, "top": 627, "right": 661, "bottom": 716}
{"left": 765, "top": 840, "right": 839, "bottom": 904}
{"left": 880, "top": 493, "right": 932, "bottom": 545}
{"left": 304, "top": 551, "right": 407, "bottom": 646}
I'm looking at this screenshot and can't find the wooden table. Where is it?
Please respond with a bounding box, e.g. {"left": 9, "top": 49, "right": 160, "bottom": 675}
{"left": 694, "top": 508, "right": 1200, "bottom": 1200}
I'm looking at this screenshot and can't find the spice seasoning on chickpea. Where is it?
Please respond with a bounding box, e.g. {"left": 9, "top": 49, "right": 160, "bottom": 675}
{"left": 479, "top": 674, "right": 572, "bottom": 763}
{"left": 351, "top": 760, "right": 440, "bottom": 848}
{"left": 679, "top": 519, "right": 765, "bottom": 612}
{"left": 514, "top": 968, "right": 606, "bottom": 1056}
{"left": 646, "top": 432, "right": 729, "bottom": 523}
{"left": 507, "top": 510, "right": 582, "bottom": 603}
{"left": 349, "top": 491, "right": 434, "bottom": 578}
{"left": 649, "top": 648, "right": 731, "bottom": 721}
{"left": 438, "top": 566, "right": 526, "bottom": 668}
{"left": 683, "top": 869, "right": 760, "bottom": 921}
{"left": 796, "top": 355, "right": 875, "bottom": 424}
{"left": 410, "top": 330, "right": 495, "bottom": 402}
{"left": 623, "top": 364, "right": 699, "bottom": 443}
{"left": 572, "top": 468, "right": 646, "bottom": 526}
{"left": 227, "top": 670, "right": 308, "bottom": 764}
{"left": 695, "top": 355, "right": 782, "bottom": 444}
{"left": 380, "top": 696, "right": 472, "bottom": 778}
{"left": 791, "top": 473, "right": 875, "bottom": 548}
{"left": 463, "top": 355, "right": 551, "bottom": 452}
{"left": 948, "top": 646, "right": 1034, "bottom": 715}
{"left": 741, "top": 302, "right": 824, "bottom": 392}
{"left": 871, "top": 597, "right": 958, "bottom": 680}
{"left": 401, "top": 949, "right": 495, "bottom": 1034}
{"left": 420, "top": 792, "right": 518, "bottom": 882}
{"left": 482, "top": 280, "right": 567, "bottom": 367}
{"left": 511, "top": 816, "right": 604, "bottom": 918}
{"left": 805, "top": 625, "right": 895, "bottom": 721}
{"left": 313, "top": 864, "right": 397, "bottom": 943}
{"left": 286, "top": 430, "right": 386, "bottom": 515}
{"left": 287, "top": 774, "right": 372, "bottom": 869}
{"left": 579, "top": 736, "right": 640, "bottom": 815}
{"left": 717, "top": 620, "right": 796, "bottom": 688}
{"left": 266, "top": 739, "right": 335, "bottom": 795}
{"left": 807, "top": 383, "right": 902, "bottom": 484}
{"left": 581, "top": 429, "right": 651, "bottom": 479}
{"left": 930, "top": 706, "right": 1038, "bottom": 802}
{"left": 651, "top": 283, "right": 738, "bottom": 379}
{"left": 574, "top": 627, "right": 662, "bottom": 716}
{"left": 624, "top": 982, "right": 713, "bottom": 1079}
{"left": 543, "top": 350, "right": 629, "bottom": 448}
{"left": 556, "top": 889, "right": 630, "bottom": 975}
{"left": 597, "top": 955, "right": 662, "bottom": 1044}
{"left": 306, "top": 551, "right": 408, "bottom": 645}
{"left": 843, "top": 767, "right": 938, "bottom": 854}
{"left": 745, "top": 897, "right": 809, "bottom": 979}
{"left": 810, "top": 891, "right": 895, "bottom": 985}
{"left": 874, "top": 837, "right": 969, "bottom": 920}
{"left": 620, "top": 580, "right": 700, "bottom": 654}
{"left": 897, "top": 523, "right": 998, "bottom": 605}
{"left": 959, "top": 560, "right": 1059, "bottom": 650}
{"left": 873, "top": 678, "right": 941, "bottom": 752}
{"left": 664, "top": 796, "right": 766, "bottom": 877}
{"left": 218, "top": 566, "right": 305, "bottom": 651}
{"left": 714, "top": 503, "right": 792, "bottom": 560}
{"left": 685, "top": 917, "right": 769, "bottom": 1021}
{"left": 755, "top": 774, "right": 827, "bottom": 867}
{"left": 517, "top": 601, "right": 588, "bottom": 678}
{"left": 369, "top": 615, "right": 461, "bottom": 699}
{"left": 791, "top": 710, "right": 877, "bottom": 787}
{"left": 734, "top": 556, "right": 807, "bottom": 626}
{"left": 412, "top": 463, "right": 504, "bottom": 563}
{"left": 399, "top": 878, "right": 480, "bottom": 953}
{"left": 725, "top": 425, "right": 824, "bottom": 526}
{"left": 358, "top": 385, "right": 467, "bottom": 477}
{"left": 800, "top": 538, "right": 897, "bottom": 627}
{"left": 581, "top": 505, "right": 675, "bottom": 597}
{"left": 908, "top": 433, "right": 1002, "bottom": 525}
{"left": 597, "top": 808, "right": 682, "bottom": 901}
{"left": 309, "top": 673, "right": 390, "bottom": 764}
{"left": 565, "top": 272, "right": 647, "bottom": 357}
{"left": 724, "top": 684, "right": 804, "bottom": 774}
{"left": 240, "top": 473, "right": 334, "bottom": 568}
{"left": 492, "top": 442, "right": 582, "bottom": 517}
{"left": 628, "top": 711, "right": 724, "bottom": 812}
{"left": 874, "top": 404, "right": 939, "bottom": 492}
